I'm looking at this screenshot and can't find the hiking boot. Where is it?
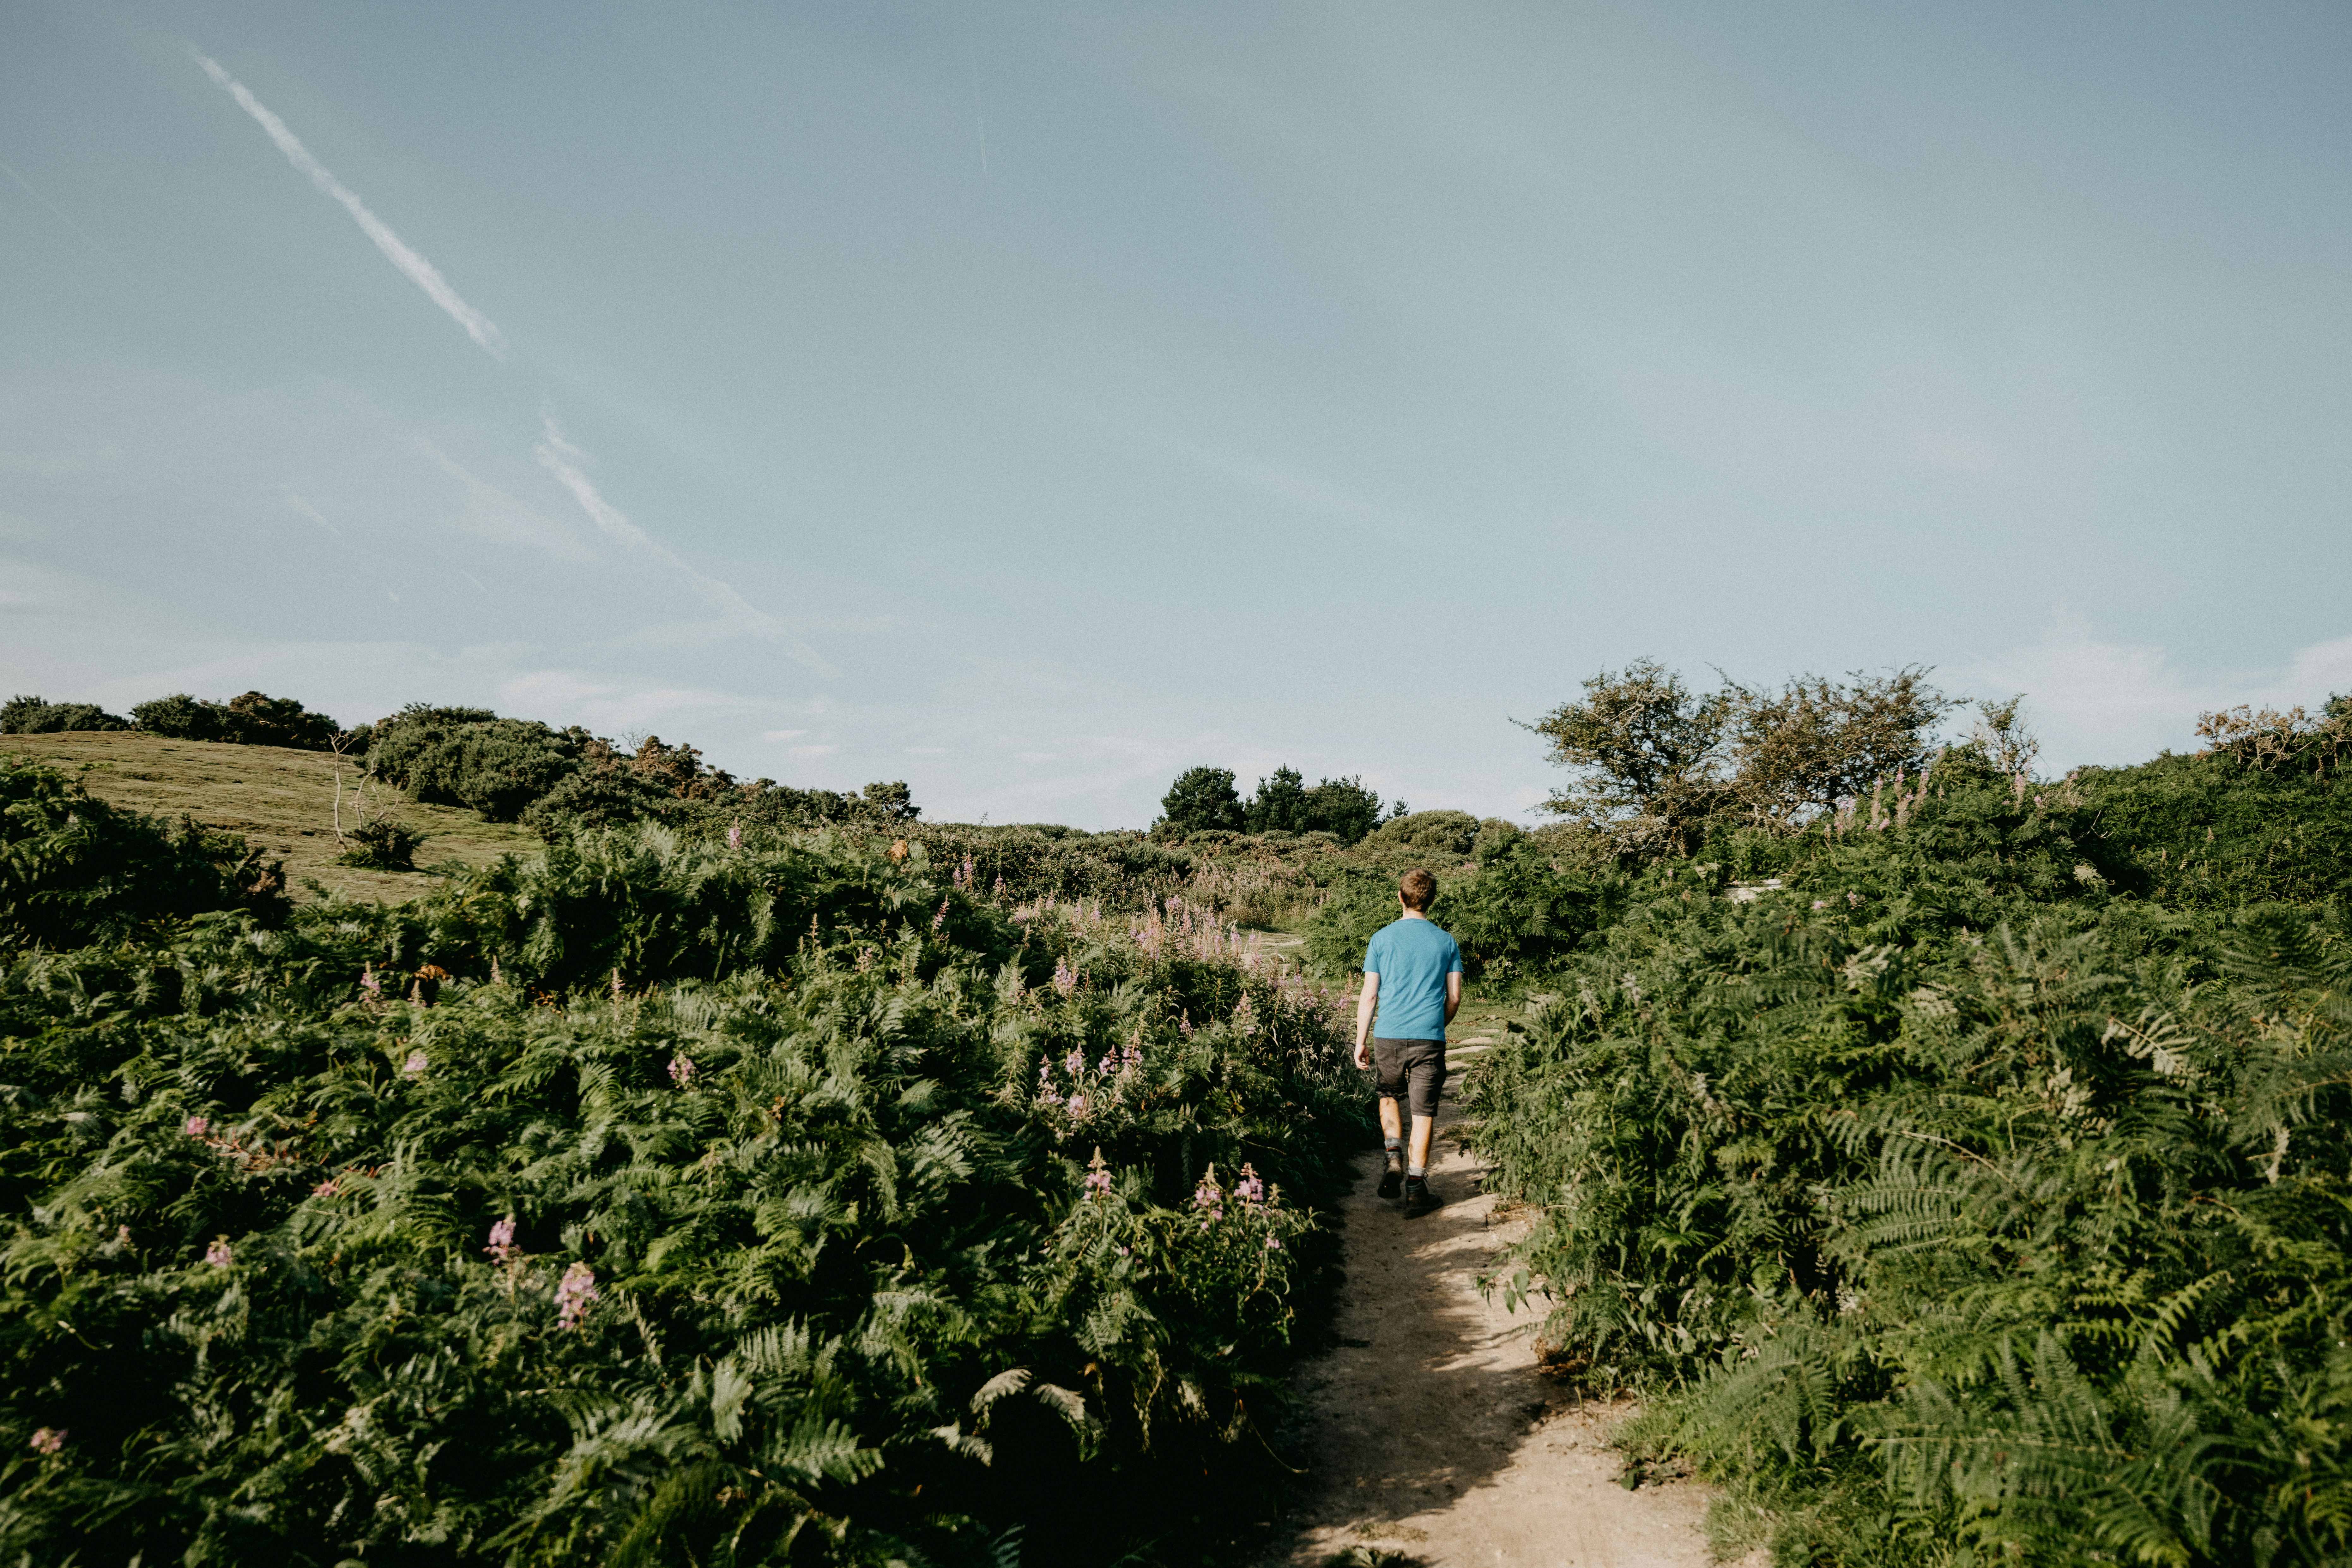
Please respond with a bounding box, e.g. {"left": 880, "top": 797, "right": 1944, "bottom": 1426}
{"left": 1376, "top": 1153, "right": 1403, "bottom": 1199}
{"left": 1402, "top": 1176, "right": 1442, "bottom": 1217}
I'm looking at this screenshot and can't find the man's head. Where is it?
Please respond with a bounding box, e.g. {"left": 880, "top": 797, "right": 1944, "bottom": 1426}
{"left": 1398, "top": 869, "right": 1437, "bottom": 912}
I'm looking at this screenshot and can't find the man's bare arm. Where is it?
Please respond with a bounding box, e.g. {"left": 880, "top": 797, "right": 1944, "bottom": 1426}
{"left": 1353, "top": 972, "right": 1380, "bottom": 1068}
{"left": 1444, "top": 971, "right": 1462, "bottom": 1025}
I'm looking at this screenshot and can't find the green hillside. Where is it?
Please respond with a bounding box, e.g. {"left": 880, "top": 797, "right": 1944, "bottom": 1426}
{"left": 0, "top": 730, "right": 541, "bottom": 902}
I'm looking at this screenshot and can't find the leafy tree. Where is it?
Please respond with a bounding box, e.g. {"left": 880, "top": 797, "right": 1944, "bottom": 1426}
{"left": 1719, "top": 666, "right": 1956, "bottom": 829}
{"left": 1244, "top": 767, "right": 1309, "bottom": 834}
{"left": 1242, "top": 768, "right": 1382, "bottom": 844}
{"left": 1531, "top": 660, "right": 1956, "bottom": 857}
{"left": 1300, "top": 777, "right": 1384, "bottom": 845}
{"left": 1527, "top": 659, "right": 1736, "bottom": 858}
{"left": 859, "top": 780, "right": 919, "bottom": 821}
{"left": 1158, "top": 767, "right": 1245, "bottom": 834}
{"left": 0, "top": 695, "right": 130, "bottom": 733}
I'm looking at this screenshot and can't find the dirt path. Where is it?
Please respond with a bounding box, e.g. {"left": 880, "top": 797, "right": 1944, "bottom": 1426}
{"left": 1261, "top": 1028, "right": 1731, "bottom": 1568}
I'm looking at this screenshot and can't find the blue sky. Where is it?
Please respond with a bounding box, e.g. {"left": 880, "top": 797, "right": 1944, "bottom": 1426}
{"left": 4, "top": 1, "right": 2348, "bottom": 826}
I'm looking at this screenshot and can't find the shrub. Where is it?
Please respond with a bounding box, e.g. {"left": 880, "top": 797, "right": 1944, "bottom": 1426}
{"left": 0, "top": 757, "right": 282, "bottom": 945}
{"left": 334, "top": 816, "right": 427, "bottom": 871}
{"left": 366, "top": 708, "right": 585, "bottom": 821}
{"left": 0, "top": 695, "right": 130, "bottom": 733}
{"left": 128, "top": 692, "right": 223, "bottom": 740}
{"left": 521, "top": 766, "right": 677, "bottom": 836}
{"left": 129, "top": 691, "right": 340, "bottom": 750}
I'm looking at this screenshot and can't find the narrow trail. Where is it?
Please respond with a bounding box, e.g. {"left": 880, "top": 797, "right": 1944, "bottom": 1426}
{"left": 1256, "top": 1008, "right": 1734, "bottom": 1568}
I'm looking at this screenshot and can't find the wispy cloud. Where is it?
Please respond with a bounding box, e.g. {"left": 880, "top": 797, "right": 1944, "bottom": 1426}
{"left": 1975, "top": 614, "right": 2352, "bottom": 769}
{"left": 190, "top": 49, "right": 505, "bottom": 358}
{"left": 532, "top": 417, "right": 829, "bottom": 670}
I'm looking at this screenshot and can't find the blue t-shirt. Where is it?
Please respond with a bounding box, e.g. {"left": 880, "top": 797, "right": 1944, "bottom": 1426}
{"left": 1363, "top": 917, "right": 1463, "bottom": 1041}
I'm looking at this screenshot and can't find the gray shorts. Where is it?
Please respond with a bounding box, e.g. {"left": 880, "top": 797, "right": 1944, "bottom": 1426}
{"left": 1373, "top": 1036, "right": 1447, "bottom": 1119}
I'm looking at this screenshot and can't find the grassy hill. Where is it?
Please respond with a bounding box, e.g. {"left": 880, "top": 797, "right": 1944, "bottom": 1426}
{"left": 0, "top": 730, "right": 540, "bottom": 902}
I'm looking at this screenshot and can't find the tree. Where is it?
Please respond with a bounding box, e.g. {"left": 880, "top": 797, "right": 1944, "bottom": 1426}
{"left": 1721, "top": 667, "right": 1956, "bottom": 828}
{"left": 1158, "top": 767, "right": 1245, "bottom": 834}
{"left": 1526, "top": 659, "right": 1736, "bottom": 858}
{"left": 1244, "top": 767, "right": 1310, "bottom": 834}
{"left": 1302, "top": 776, "right": 1384, "bottom": 845}
{"left": 860, "top": 780, "right": 920, "bottom": 822}
{"left": 1529, "top": 659, "right": 1957, "bottom": 856}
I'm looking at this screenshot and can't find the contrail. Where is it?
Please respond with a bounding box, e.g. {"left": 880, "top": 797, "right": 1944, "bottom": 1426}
{"left": 532, "top": 418, "right": 829, "bottom": 670}
{"left": 0, "top": 155, "right": 141, "bottom": 281}
{"left": 190, "top": 49, "right": 504, "bottom": 358}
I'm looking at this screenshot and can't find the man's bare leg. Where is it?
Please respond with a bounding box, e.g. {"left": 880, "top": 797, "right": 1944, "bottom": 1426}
{"left": 1379, "top": 1096, "right": 1404, "bottom": 1143}
{"left": 1408, "top": 1113, "right": 1435, "bottom": 1174}
{"left": 1377, "top": 1096, "right": 1405, "bottom": 1197}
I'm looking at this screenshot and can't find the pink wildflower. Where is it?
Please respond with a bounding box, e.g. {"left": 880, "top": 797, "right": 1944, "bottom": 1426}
{"left": 402, "top": 1050, "right": 427, "bottom": 1076}
{"left": 312, "top": 1178, "right": 337, "bottom": 1198}
{"left": 1265, "top": 1236, "right": 1282, "bottom": 1251}
{"left": 30, "top": 1428, "right": 64, "bottom": 1456}
{"left": 554, "top": 1261, "right": 599, "bottom": 1329}
{"left": 1084, "top": 1168, "right": 1113, "bottom": 1198}
{"left": 184, "top": 1116, "right": 209, "bottom": 1139}
{"left": 204, "top": 1238, "right": 233, "bottom": 1268}
{"left": 932, "top": 896, "right": 951, "bottom": 932}
{"left": 668, "top": 1055, "right": 696, "bottom": 1087}
{"left": 1236, "top": 1164, "right": 1265, "bottom": 1205}
{"left": 485, "top": 1216, "right": 517, "bottom": 1263}
{"left": 727, "top": 820, "right": 743, "bottom": 851}
{"left": 1052, "top": 957, "right": 1077, "bottom": 997}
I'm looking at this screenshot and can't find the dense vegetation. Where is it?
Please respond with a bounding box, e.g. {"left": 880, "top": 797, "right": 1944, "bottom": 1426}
{"left": 0, "top": 757, "right": 1369, "bottom": 1565}
{"left": 15, "top": 666, "right": 2352, "bottom": 1565}
{"left": 1457, "top": 688, "right": 2352, "bottom": 1566}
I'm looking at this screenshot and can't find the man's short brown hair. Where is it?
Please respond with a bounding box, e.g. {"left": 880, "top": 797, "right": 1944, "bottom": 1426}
{"left": 1399, "top": 869, "right": 1437, "bottom": 911}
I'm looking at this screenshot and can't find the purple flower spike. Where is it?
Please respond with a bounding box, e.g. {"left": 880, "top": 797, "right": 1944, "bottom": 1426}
{"left": 204, "top": 1238, "right": 233, "bottom": 1268}
{"left": 555, "top": 1261, "right": 599, "bottom": 1329}
{"left": 402, "top": 1050, "right": 427, "bottom": 1076}
{"left": 1265, "top": 1236, "right": 1282, "bottom": 1251}
{"left": 184, "top": 1116, "right": 209, "bottom": 1139}
{"left": 485, "top": 1216, "right": 517, "bottom": 1262}
{"left": 30, "top": 1428, "right": 65, "bottom": 1456}
{"left": 668, "top": 1056, "right": 696, "bottom": 1087}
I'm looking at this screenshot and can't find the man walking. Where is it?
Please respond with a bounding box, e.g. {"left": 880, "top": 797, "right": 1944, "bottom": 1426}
{"left": 1352, "top": 869, "right": 1463, "bottom": 1216}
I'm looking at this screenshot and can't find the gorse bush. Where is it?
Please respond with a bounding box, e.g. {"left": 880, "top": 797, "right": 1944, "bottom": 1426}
{"left": 0, "top": 696, "right": 130, "bottom": 734}
{"left": 130, "top": 690, "right": 342, "bottom": 750}
{"left": 0, "top": 765, "right": 1370, "bottom": 1565}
